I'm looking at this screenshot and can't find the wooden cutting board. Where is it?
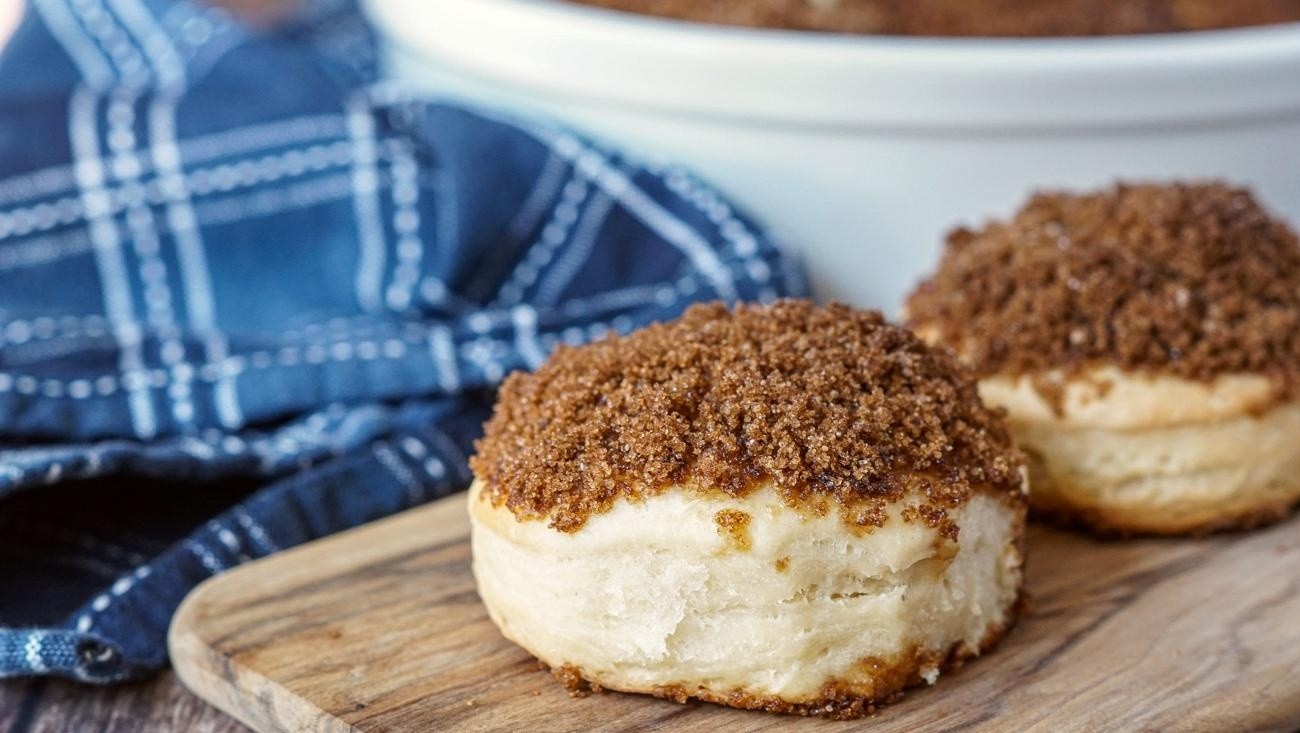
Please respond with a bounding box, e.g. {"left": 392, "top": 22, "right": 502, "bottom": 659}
{"left": 170, "top": 493, "right": 1300, "bottom": 732}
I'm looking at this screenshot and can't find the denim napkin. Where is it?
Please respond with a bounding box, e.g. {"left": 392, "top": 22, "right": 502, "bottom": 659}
{"left": 0, "top": 0, "right": 806, "bottom": 682}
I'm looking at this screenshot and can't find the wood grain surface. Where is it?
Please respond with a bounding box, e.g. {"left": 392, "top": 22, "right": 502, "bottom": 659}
{"left": 0, "top": 672, "right": 248, "bottom": 733}
{"left": 170, "top": 493, "right": 1300, "bottom": 733}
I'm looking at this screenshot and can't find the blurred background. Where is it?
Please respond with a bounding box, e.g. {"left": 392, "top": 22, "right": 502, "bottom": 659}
{"left": 1, "top": 0, "right": 1299, "bottom": 729}
{"left": 357, "top": 0, "right": 1300, "bottom": 309}
{"left": 4, "top": 0, "right": 1300, "bottom": 309}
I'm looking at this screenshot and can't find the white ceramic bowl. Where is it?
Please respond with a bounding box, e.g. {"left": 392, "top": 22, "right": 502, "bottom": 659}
{"left": 362, "top": 0, "right": 1300, "bottom": 310}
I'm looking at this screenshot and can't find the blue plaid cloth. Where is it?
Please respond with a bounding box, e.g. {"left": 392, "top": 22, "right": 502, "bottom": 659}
{"left": 0, "top": 0, "right": 806, "bottom": 682}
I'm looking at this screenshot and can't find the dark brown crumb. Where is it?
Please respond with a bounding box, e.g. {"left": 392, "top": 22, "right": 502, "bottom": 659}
{"left": 713, "top": 509, "right": 753, "bottom": 552}
{"left": 568, "top": 0, "right": 1300, "bottom": 36}
{"left": 472, "top": 300, "right": 1024, "bottom": 532}
{"left": 774, "top": 556, "right": 790, "bottom": 573}
{"left": 900, "top": 504, "right": 959, "bottom": 542}
{"left": 552, "top": 664, "right": 604, "bottom": 697}
{"left": 907, "top": 182, "right": 1300, "bottom": 401}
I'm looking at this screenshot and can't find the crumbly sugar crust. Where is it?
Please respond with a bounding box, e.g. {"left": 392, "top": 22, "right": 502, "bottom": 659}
{"left": 472, "top": 300, "right": 1024, "bottom": 532}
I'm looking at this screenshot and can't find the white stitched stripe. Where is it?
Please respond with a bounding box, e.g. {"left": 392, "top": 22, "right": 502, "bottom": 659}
{"left": 527, "top": 128, "right": 737, "bottom": 300}
{"left": 347, "top": 94, "right": 386, "bottom": 313}
{"left": 151, "top": 93, "right": 239, "bottom": 427}
{"left": 114, "top": 0, "right": 210, "bottom": 429}
{"left": 24, "top": 632, "right": 48, "bottom": 673}
{"left": 0, "top": 116, "right": 348, "bottom": 210}
{"left": 67, "top": 0, "right": 150, "bottom": 88}
{"left": 0, "top": 230, "right": 94, "bottom": 273}
{"left": 185, "top": 539, "right": 224, "bottom": 574}
{"left": 149, "top": 98, "right": 213, "bottom": 328}
{"left": 496, "top": 177, "right": 588, "bottom": 307}
{"left": 507, "top": 153, "right": 567, "bottom": 242}
{"left": 664, "top": 167, "right": 780, "bottom": 300}
{"left": 105, "top": 0, "right": 186, "bottom": 90}
{"left": 209, "top": 520, "right": 249, "bottom": 562}
{"left": 69, "top": 86, "right": 157, "bottom": 438}
{"left": 578, "top": 149, "right": 736, "bottom": 300}
{"left": 169, "top": 114, "right": 347, "bottom": 169}
{"left": 374, "top": 441, "right": 423, "bottom": 504}
{"left": 427, "top": 324, "right": 460, "bottom": 392}
{"left": 235, "top": 510, "right": 279, "bottom": 554}
{"left": 110, "top": 88, "right": 196, "bottom": 427}
{"left": 535, "top": 191, "right": 614, "bottom": 306}
{"left": 32, "top": 0, "right": 115, "bottom": 89}
{"left": 510, "top": 305, "right": 545, "bottom": 370}
{"left": 209, "top": 333, "right": 243, "bottom": 429}
{"left": 424, "top": 426, "right": 469, "bottom": 483}
{"left": 384, "top": 141, "right": 421, "bottom": 311}
{"left": 188, "top": 171, "right": 353, "bottom": 227}
{"left": 75, "top": 564, "right": 151, "bottom": 632}
{"left": 400, "top": 436, "right": 427, "bottom": 459}
{"left": 0, "top": 140, "right": 358, "bottom": 240}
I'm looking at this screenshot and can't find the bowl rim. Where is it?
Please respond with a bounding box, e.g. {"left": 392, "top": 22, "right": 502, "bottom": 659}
{"left": 497, "top": 0, "right": 1300, "bottom": 60}
{"left": 368, "top": 0, "right": 1300, "bottom": 129}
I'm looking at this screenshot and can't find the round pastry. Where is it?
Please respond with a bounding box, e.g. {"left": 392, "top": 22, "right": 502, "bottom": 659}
{"left": 906, "top": 182, "right": 1300, "bottom": 535}
{"left": 468, "top": 301, "right": 1027, "bottom": 718}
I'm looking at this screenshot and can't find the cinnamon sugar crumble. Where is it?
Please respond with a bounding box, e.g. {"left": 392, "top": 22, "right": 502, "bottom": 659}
{"left": 471, "top": 300, "right": 1023, "bottom": 532}
{"left": 901, "top": 504, "right": 959, "bottom": 542}
{"left": 714, "top": 509, "right": 753, "bottom": 552}
{"left": 907, "top": 182, "right": 1300, "bottom": 399}
{"left": 551, "top": 664, "right": 602, "bottom": 697}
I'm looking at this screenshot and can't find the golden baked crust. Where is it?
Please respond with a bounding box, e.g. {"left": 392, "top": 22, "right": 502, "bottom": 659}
{"left": 975, "top": 368, "right": 1279, "bottom": 429}
{"left": 1033, "top": 496, "right": 1299, "bottom": 537}
{"left": 470, "top": 478, "right": 1028, "bottom": 718}
{"left": 472, "top": 300, "right": 1023, "bottom": 533}
{"left": 1027, "top": 461, "right": 1300, "bottom": 537}
{"left": 1009, "top": 393, "right": 1300, "bottom": 535}
{"left": 543, "top": 610, "right": 1022, "bottom": 720}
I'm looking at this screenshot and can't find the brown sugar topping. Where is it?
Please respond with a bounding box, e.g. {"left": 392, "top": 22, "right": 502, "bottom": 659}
{"left": 567, "top": 0, "right": 1300, "bottom": 37}
{"left": 714, "top": 509, "right": 753, "bottom": 552}
{"left": 471, "top": 300, "right": 1023, "bottom": 532}
{"left": 906, "top": 182, "right": 1300, "bottom": 397}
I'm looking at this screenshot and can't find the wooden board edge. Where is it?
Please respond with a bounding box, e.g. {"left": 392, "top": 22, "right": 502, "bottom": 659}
{"left": 169, "top": 571, "right": 356, "bottom": 733}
